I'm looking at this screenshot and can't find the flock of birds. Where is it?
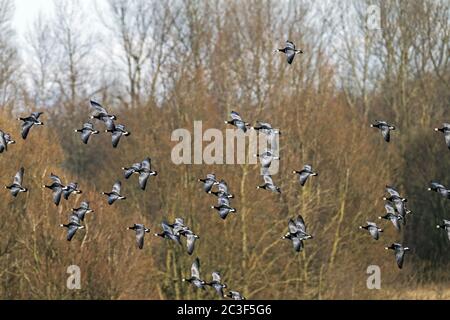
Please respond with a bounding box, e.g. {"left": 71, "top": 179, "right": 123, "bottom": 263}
{"left": 0, "top": 40, "right": 449, "bottom": 299}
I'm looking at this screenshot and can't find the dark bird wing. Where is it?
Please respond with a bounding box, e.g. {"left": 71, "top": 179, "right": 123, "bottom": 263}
{"left": 111, "top": 131, "right": 123, "bottom": 148}
{"left": 67, "top": 225, "right": 79, "bottom": 241}
{"left": 83, "top": 122, "right": 94, "bottom": 130}
{"left": 191, "top": 258, "right": 200, "bottom": 278}
{"left": 218, "top": 207, "right": 231, "bottom": 219}
{"left": 386, "top": 186, "right": 400, "bottom": 197}
{"left": 263, "top": 175, "right": 274, "bottom": 185}
{"left": 135, "top": 226, "right": 145, "bottom": 249}
{"left": 292, "top": 237, "right": 303, "bottom": 252}
{"left": 218, "top": 196, "right": 230, "bottom": 206}
{"left": 381, "top": 126, "right": 391, "bottom": 142}
{"left": 299, "top": 171, "right": 310, "bottom": 186}
{"left": 444, "top": 131, "right": 450, "bottom": 148}
{"left": 203, "top": 179, "right": 215, "bottom": 192}
{"left": 112, "top": 181, "right": 121, "bottom": 194}
{"left": 230, "top": 111, "right": 243, "bottom": 121}
{"left": 384, "top": 202, "right": 396, "bottom": 214}
{"left": 212, "top": 272, "right": 221, "bottom": 283}
{"left": 50, "top": 174, "right": 63, "bottom": 185}
{"left": 14, "top": 167, "right": 24, "bottom": 185}
{"left": 395, "top": 248, "right": 405, "bottom": 269}
{"left": 295, "top": 215, "right": 306, "bottom": 233}
{"left": 391, "top": 215, "right": 401, "bottom": 230}
{"left": 31, "top": 112, "right": 43, "bottom": 120}
{"left": 81, "top": 130, "right": 92, "bottom": 144}
{"left": 0, "top": 131, "right": 6, "bottom": 153}
{"left": 285, "top": 40, "right": 296, "bottom": 50}
{"left": 21, "top": 121, "right": 34, "bottom": 139}
{"left": 138, "top": 172, "right": 150, "bottom": 190}
{"left": 218, "top": 180, "right": 229, "bottom": 193}
{"left": 141, "top": 158, "right": 151, "bottom": 171}
{"left": 368, "top": 226, "right": 380, "bottom": 240}
{"left": 186, "top": 234, "right": 197, "bottom": 255}
{"left": 53, "top": 188, "right": 63, "bottom": 206}
{"left": 288, "top": 219, "right": 298, "bottom": 234}
{"left": 124, "top": 163, "right": 141, "bottom": 179}
{"left": 90, "top": 100, "right": 107, "bottom": 115}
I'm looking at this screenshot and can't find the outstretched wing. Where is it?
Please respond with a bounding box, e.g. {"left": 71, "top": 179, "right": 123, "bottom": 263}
{"left": 381, "top": 126, "right": 391, "bottom": 142}
{"left": 50, "top": 174, "right": 63, "bottom": 185}
{"left": 385, "top": 186, "right": 400, "bottom": 197}
{"left": 444, "top": 131, "right": 450, "bottom": 149}
{"left": 295, "top": 215, "right": 306, "bottom": 233}
{"left": 67, "top": 225, "right": 79, "bottom": 241}
{"left": 111, "top": 131, "right": 122, "bottom": 148}
{"left": 81, "top": 130, "right": 91, "bottom": 144}
{"left": 14, "top": 167, "right": 24, "bottom": 185}
{"left": 21, "top": 121, "right": 34, "bottom": 139}
{"left": 141, "top": 158, "right": 151, "bottom": 171}
{"left": 384, "top": 202, "right": 396, "bottom": 214}
{"left": 112, "top": 181, "right": 122, "bottom": 194}
{"left": 53, "top": 188, "right": 63, "bottom": 206}
{"left": 212, "top": 272, "right": 221, "bottom": 283}
{"left": 299, "top": 171, "right": 310, "bottom": 186}
{"left": 90, "top": 100, "right": 107, "bottom": 115}
{"left": 0, "top": 131, "right": 6, "bottom": 153}
{"left": 288, "top": 219, "right": 298, "bottom": 234}
{"left": 138, "top": 172, "right": 150, "bottom": 190}
{"left": 368, "top": 226, "right": 380, "bottom": 240}
{"left": 230, "top": 111, "right": 243, "bottom": 121}
{"left": 395, "top": 249, "right": 405, "bottom": 269}
{"left": 191, "top": 258, "right": 200, "bottom": 278}
{"left": 263, "top": 175, "right": 274, "bottom": 185}
{"left": 135, "top": 226, "right": 145, "bottom": 249}
{"left": 186, "top": 234, "right": 197, "bottom": 255}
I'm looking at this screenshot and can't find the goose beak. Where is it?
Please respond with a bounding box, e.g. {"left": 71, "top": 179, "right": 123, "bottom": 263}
{"left": 224, "top": 121, "right": 228, "bottom": 124}
{"left": 382, "top": 197, "right": 387, "bottom": 201}
{"left": 378, "top": 217, "right": 382, "bottom": 220}
{"left": 59, "top": 224, "right": 64, "bottom": 227}
{"left": 182, "top": 279, "right": 186, "bottom": 282}
{"left": 370, "top": 124, "right": 374, "bottom": 127}
{"left": 436, "top": 225, "right": 440, "bottom": 228}
{"left": 90, "top": 116, "right": 95, "bottom": 119}
{"left": 384, "top": 247, "right": 389, "bottom": 250}
{"left": 74, "top": 130, "right": 78, "bottom": 132}
{"left": 210, "top": 206, "right": 215, "bottom": 209}
{"left": 358, "top": 226, "right": 363, "bottom": 229}
{"left": 292, "top": 171, "right": 297, "bottom": 174}
{"left": 434, "top": 128, "right": 439, "bottom": 131}
{"left": 427, "top": 188, "right": 432, "bottom": 191}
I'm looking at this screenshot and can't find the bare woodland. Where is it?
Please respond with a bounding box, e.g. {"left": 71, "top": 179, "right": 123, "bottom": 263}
{"left": 0, "top": 0, "right": 449, "bottom": 299}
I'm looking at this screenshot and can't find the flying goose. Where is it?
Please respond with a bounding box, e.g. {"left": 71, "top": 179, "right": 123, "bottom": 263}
{"left": 102, "top": 181, "right": 126, "bottom": 205}
{"left": 378, "top": 202, "right": 403, "bottom": 230}
{"left": 371, "top": 120, "right": 395, "bottom": 142}
{"left": 428, "top": 181, "right": 450, "bottom": 199}
{"left": 60, "top": 214, "right": 85, "bottom": 241}
{"left": 0, "top": 130, "right": 15, "bottom": 153}
{"left": 122, "top": 162, "right": 142, "bottom": 179}
{"left": 226, "top": 291, "right": 246, "bottom": 300}
{"left": 154, "top": 221, "right": 182, "bottom": 245}
{"left": 211, "top": 203, "right": 237, "bottom": 220}
{"left": 252, "top": 122, "right": 281, "bottom": 135}
{"left": 257, "top": 175, "right": 281, "bottom": 193}
{"left": 383, "top": 186, "right": 407, "bottom": 218}
{"left": 198, "top": 173, "right": 217, "bottom": 193}
{"left": 168, "top": 218, "right": 189, "bottom": 236}
{"left": 90, "top": 100, "right": 116, "bottom": 130}
{"left": 224, "top": 111, "right": 250, "bottom": 133}
{"left": 435, "top": 123, "right": 450, "bottom": 149}
{"left": 128, "top": 224, "right": 150, "bottom": 249}
{"left": 254, "top": 149, "right": 280, "bottom": 169}
{"left": 72, "top": 201, "right": 94, "bottom": 222}
{"left": 282, "top": 215, "right": 313, "bottom": 252}
{"left": 385, "top": 243, "right": 410, "bottom": 269}
{"left": 74, "top": 122, "right": 99, "bottom": 144}
{"left": 184, "top": 230, "right": 200, "bottom": 255}
{"left": 210, "top": 180, "right": 234, "bottom": 198}
{"left": 137, "top": 158, "right": 158, "bottom": 190}
{"left": 206, "top": 272, "right": 227, "bottom": 298}
{"left": 182, "top": 257, "right": 206, "bottom": 289}
{"left": 359, "top": 222, "right": 383, "bottom": 240}
{"left": 5, "top": 167, "right": 28, "bottom": 197}
{"left": 274, "top": 40, "right": 303, "bottom": 64}
{"left": 293, "top": 165, "right": 318, "bottom": 186}
{"left": 63, "top": 182, "right": 82, "bottom": 200}
{"left": 106, "top": 123, "right": 130, "bottom": 148}
{"left": 17, "top": 112, "right": 44, "bottom": 139}
{"left": 436, "top": 219, "right": 450, "bottom": 240}
{"left": 43, "top": 173, "right": 67, "bottom": 206}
